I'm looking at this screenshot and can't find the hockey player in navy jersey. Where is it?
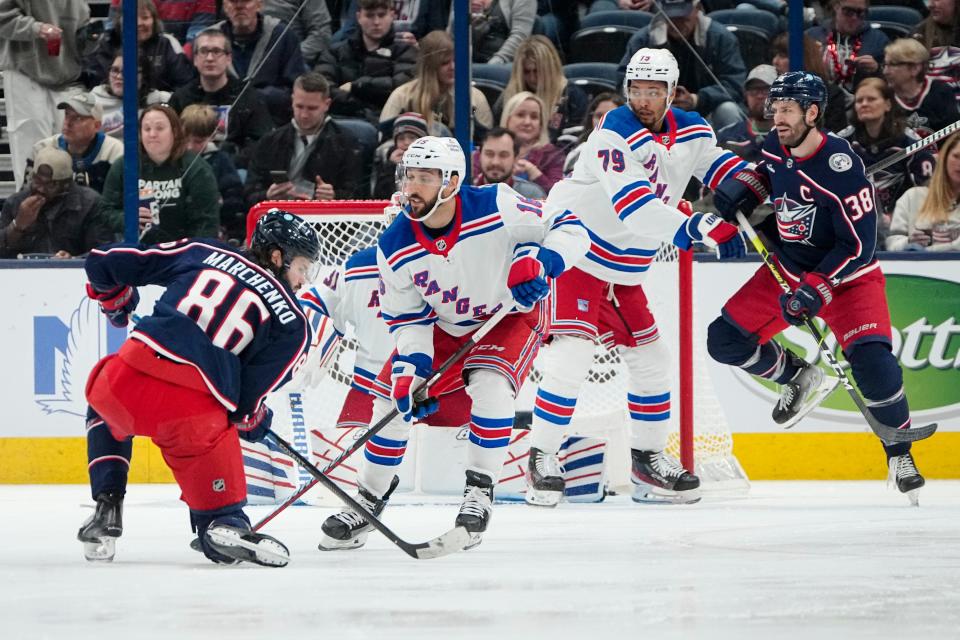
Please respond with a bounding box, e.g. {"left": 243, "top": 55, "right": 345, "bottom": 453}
{"left": 525, "top": 48, "right": 749, "bottom": 507}
{"left": 318, "top": 136, "right": 589, "bottom": 550}
{"left": 78, "top": 209, "right": 320, "bottom": 566}
{"left": 708, "top": 72, "right": 926, "bottom": 504}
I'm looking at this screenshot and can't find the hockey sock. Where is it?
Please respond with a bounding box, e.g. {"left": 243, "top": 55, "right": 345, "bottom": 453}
{"left": 622, "top": 341, "right": 672, "bottom": 451}
{"left": 530, "top": 336, "right": 595, "bottom": 454}
{"left": 707, "top": 318, "right": 800, "bottom": 383}
{"left": 86, "top": 408, "right": 132, "bottom": 499}
{"left": 848, "top": 342, "right": 912, "bottom": 458}
{"left": 465, "top": 370, "right": 516, "bottom": 480}
{"left": 742, "top": 341, "right": 800, "bottom": 384}
{"left": 358, "top": 397, "right": 412, "bottom": 497}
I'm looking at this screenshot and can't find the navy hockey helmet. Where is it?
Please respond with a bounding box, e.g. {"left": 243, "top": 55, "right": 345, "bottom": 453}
{"left": 765, "top": 71, "right": 828, "bottom": 122}
{"left": 251, "top": 208, "right": 321, "bottom": 278}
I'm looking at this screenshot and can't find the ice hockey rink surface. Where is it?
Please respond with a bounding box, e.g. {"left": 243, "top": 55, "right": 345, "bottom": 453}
{"left": 4, "top": 482, "right": 959, "bottom": 640}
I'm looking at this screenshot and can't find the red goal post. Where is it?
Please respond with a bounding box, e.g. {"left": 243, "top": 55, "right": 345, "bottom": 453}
{"left": 247, "top": 199, "right": 748, "bottom": 493}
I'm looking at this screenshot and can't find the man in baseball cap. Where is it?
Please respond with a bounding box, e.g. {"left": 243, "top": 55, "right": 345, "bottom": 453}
{"left": 373, "top": 112, "right": 429, "bottom": 197}
{"left": 57, "top": 91, "right": 105, "bottom": 121}
{"left": 716, "top": 64, "right": 777, "bottom": 163}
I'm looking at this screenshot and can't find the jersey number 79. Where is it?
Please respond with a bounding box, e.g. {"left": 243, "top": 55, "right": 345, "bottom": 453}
{"left": 597, "top": 149, "right": 625, "bottom": 172}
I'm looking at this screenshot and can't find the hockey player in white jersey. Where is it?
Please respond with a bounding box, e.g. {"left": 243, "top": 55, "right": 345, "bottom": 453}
{"left": 318, "top": 136, "right": 589, "bottom": 550}
{"left": 526, "top": 48, "right": 749, "bottom": 507}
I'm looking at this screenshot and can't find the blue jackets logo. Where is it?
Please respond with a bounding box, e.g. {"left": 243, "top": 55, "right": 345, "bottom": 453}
{"left": 774, "top": 196, "right": 817, "bottom": 244}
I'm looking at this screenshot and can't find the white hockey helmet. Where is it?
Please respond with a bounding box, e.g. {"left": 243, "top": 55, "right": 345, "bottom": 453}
{"left": 624, "top": 48, "right": 679, "bottom": 105}
{"left": 396, "top": 136, "right": 466, "bottom": 222}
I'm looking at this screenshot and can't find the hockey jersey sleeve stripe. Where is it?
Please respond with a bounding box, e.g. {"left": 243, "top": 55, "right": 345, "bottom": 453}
{"left": 344, "top": 266, "right": 380, "bottom": 282}
{"left": 550, "top": 211, "right": 582, "bottom": 230}
{"left": 612, "top": 181, "right": 658, "bottom": 220}
{"left": 386, "top": 243, "right": 431, "bottom": 271}
{"left": 299, "top": 289, "right": 330, "bottom": 316}
{"left": 703, "top": 154, "right": 749, "bottom": 190}
{"left": 797, "top": 169, "right": 864, "bottom": 278}
{"left": 459, "top": 214, "right": 505, "bottom": 241}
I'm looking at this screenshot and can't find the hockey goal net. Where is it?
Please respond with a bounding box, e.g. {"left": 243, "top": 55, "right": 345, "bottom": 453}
{"left": 248, "top": 200, "right": 749, "bottom": 495}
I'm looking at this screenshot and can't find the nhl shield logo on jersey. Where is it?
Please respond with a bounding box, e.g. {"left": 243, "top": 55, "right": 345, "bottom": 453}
{"left": 829, "top": 153, "right": 853, "bottom": 172}
{"left": 774, "top": 196, "right": 818, "bottom": 244}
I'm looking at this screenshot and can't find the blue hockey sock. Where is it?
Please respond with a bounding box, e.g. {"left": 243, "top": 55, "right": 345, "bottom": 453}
{"left": 86, "top": 409, "right": 132, "bottom": 499}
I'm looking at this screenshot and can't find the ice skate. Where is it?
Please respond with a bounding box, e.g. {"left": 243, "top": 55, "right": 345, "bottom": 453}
{"left": 77, "top": 492, "right": 123, "bottom": 562}
{"left": 631, "top": 449, "right": 701, "bottom": 504}
{"left": 888, "top": 452, "right": 925, "bottom": 507}
{"left": 772, "top": 355, "right": 839, "bottom": 428}
{"left": 318, "top": 475, "right": 399, "bottom": 551}
{"left": 524, "top": 447, "right": 565, "bottom": 507}
{"left": 456, "top": 470, "right": 494, "bottom": 550}
{"left": 204, "top": 516, "right": 290, "bottom": 567}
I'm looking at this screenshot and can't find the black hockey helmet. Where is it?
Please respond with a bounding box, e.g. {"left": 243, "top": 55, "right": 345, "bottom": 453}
{"left": 765, "top": 71, "right": 828, "bottom": 123}
{"left": 251, "top": 208, "right": 320, "bottom": 277}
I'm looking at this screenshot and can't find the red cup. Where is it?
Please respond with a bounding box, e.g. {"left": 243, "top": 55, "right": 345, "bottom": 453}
{"left": 45, "top": 34, "right": 61, "bottom": 57}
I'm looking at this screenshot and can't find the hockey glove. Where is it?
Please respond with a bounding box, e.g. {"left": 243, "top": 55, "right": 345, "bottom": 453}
{"left": 684, "top": 213, "right": 747, "bottom": 260}
{"left": 713, "top": 168, "right": 771, "bottom": 222}
{"left": 391, "top": 353, "right": 439, "bottom": 423}
{"left": 86, "top": 283, "right": 139, "bottom": 328}
{"left": 231, "top": 404, "right": 273, "bottom": 443}
{"left": 507, "top": 247, "right": 563, "bottom": 307}
{"left": 779, "top": 273, "right": 834, "bottom": 326}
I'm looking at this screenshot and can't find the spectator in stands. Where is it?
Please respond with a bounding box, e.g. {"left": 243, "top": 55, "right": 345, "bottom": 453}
{"left": 618, "top": 0, "right": 746, "bottom": 130}
{"left": 168, "top": 28, "right": 274, "bottom": 169}
{"left": 0, "top": 0, "right": 90, "bottom": 190}
{"left": 89, "top": 0, "right": 196, "bottom": 93}
{"left": 494, "top": 91, "right": 563, "bottom": 193}
{"left": 109, "top": 0, "right": 216, "bottom": 45}
{"left": 372, "top": 111, "right": 428, "bottom": 198}
{"left": 888, "top": 131, "right": 960, "bottom": 251}
{"left": 496, "top": 35, "right": 588, "bottom": 145}
{"left": 883, "top": 37, "right": 960, "bottom": 139}
{"left": 0, "top": 147, "right": 108, "bottom": 259}
{"left": 771, "top": 32, "right": 850, "bottom": 134}
{"left": 24, "top": 92, "right": 124, "bottom": 195}
{"left": 263, "top": 0, "right": 332, "bottom": 66}
{"left": 457, "top": 0, "right": 537, "bottom": 64}
{"left": 215, "top": 0, "right": 308, "bottom": 126}
{"left": 92, "top": 53, "right": 171, "bottom": 140}
{"left": 333, "top": 0, "right": 448, "bottom": 46}
{"left": 563, "top": 91, "right": 626, "bottom": 173}
{"left": 315, "top": 0, "right": 418, "bottom": 122}
{"left": 245, "top": 72, "right": 366, "bottom": 207}
{"left": 473, "top": 127, "right": 547, "bottom": 198}
{"left": 99, "top": 105, "right": 220, "bottom": 242}
{"left": 590, "top": 0, "right": 654, "bottom": 12}
{"left": 717, "top": 65, "right": 776, "bottom": 163}
{"left": 380, "top": 30, "right": 494, "bottom": 136}
{"left": 806, "top": 0, "right": 888, "bottom": 95}
{"left": 914, "top": 0, "right": 960, "bottom": 49}
{"left": 181, "top": 104, "right": 247, "bottom": 244}
{"left": 839, "top": 77, "right": 935, "bottom": 236}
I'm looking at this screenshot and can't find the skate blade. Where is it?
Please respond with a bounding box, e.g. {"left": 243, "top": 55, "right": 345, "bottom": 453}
{"left": 82, "top": 538, "right": 116, "bottom": 562}
{"left": 206, "top": 526, "right": 289, "bottom": 567}
{"left": 631, "top": 484, "right": 702, "bottom": 505}
{"left": 461, "top": 531, "right": 484, "bottom": 551}
{"left": 906, "top": 489, "right": 920, "bottom": 507}
{"left": 524, "top": 488, "right": 562, "bottom": 508}
{"left": 780, "top": 375, "right": 841, "bottom": 429}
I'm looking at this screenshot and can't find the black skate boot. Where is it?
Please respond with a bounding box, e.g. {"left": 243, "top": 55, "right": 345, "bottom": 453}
{"left": 888, "top": 452, "right": 925, "bottom": 507}
{"left": 524, "top": 447, "right": 565, "bottom": 508}
{"left": 772, "top": 353, "right": 839, "bottom": 428}
{"left": 456, "top": 470, "right": 495, "bottom": 550}
{"left": 203, "top": 513, "right": 290, "bottom": 567}
{"left": 78, "top": 492, "right": 124, "bottom": 562}
{"left": 631, "top": 449, "right": 701, "bottom": 504}
{"left": 318, "top": 475, "right": 400, "bottom": 551}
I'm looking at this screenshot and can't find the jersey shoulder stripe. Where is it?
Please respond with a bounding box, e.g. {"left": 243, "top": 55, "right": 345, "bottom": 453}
{"left": 345, "top": 246, "right": 379, "bottom": 270}
{"left": 599, "top": 105, "right": 652, "bottom": 150}
{"left": 459, "top": 211, "right": 504, "bottom": 241}
{"left": 703, "top": 153, "right": 749, "bottom": 189}
{"left": 299, "top": 287, "right": 330, "bottom": 316}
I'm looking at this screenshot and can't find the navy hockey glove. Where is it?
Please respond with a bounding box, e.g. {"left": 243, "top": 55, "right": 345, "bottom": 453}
{"left": 86, "top": 283, "right": 139, "bottom": 328}
{"left": 684, "top": 213, "right": 747, "bottom": 260}
{"left": 391, "top": 353, "right": 439, "bottom": 423}
{"left": 231, "top": 404, "right": 273, "bottom": 443}
{"left": 713, "top": 169, "right": 770, "bottom": 222}
{"left": 507, "top": 247, "right": 563, "bottom": 307}
{"left": 779, "top": 273, "right": 834, "bottom": 326}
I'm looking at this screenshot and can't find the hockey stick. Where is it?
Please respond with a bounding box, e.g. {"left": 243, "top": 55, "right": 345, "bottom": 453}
{"left": 865, "top": 118, "right": 960, "bottom": 177}
{"left": 735, "top": 212, "right": 937, "bottom": 444}
{"left": 267, "top": 430, "right": 471, "bottom": 559}
{"left": 252, "top": 299, "right": 518, "bottom": 532}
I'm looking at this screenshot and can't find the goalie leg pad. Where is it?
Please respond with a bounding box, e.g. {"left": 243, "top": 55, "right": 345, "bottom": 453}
{"left": 530, "top": 335, "right": 595, "bottom": 454}
{"left": 465, "top": 369, "right": 516, "bottom": 481}
{"left": 848, "top": 341, "right": 911, "bottom": 456}
{"left": 621, "top": 339, "right": 672, "bottom": 452}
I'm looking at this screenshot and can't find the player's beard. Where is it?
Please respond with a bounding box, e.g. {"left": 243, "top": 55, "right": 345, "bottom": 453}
{"left": 779, "top": 119, "right": 815, "bottom": 149}
{"left": 407, "top": 193, "right": 439, "bottom": 219}
{"left": 633, "top": 104, "right": 667, "bottom": 132}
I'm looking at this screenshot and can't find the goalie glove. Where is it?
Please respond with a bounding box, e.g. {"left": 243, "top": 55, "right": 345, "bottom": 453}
{"left": 391, "top": 353, "right": 439, "bottom": 423}
{"left": 713, "top": 168, "right": 771, "bottom": 222}
{"left": 231, "top": 404, "right": 273, "bottom": 443}
{"left": 86, "top": 283, "right": 139, "bottom": 328}
{"left": 683, "top": 213, "right": 747, "bottom": 260}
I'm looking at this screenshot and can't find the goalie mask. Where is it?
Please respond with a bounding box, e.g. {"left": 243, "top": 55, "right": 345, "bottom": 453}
{"left": 251, "top": 208, "right": 322, "bottom": 283}
{"left": 395, "top": 136, "right": 466, "bottom": 223}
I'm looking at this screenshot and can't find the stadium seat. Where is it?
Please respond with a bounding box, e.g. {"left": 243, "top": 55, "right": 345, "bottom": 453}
{"left": 473, "top": 79, "right": 505, "bottom": 112}
{"left": 867, "top": 6, "right": 923, "bottom": 29}
{"left": 579, "top": 10, "right": 653, "bottom": 30}
{"left": 709, "top": 8, "right": 781, "bottom": 36}
{"left": 563, "top": 63, "right": 619, "bottom": 100}
{"left": 331, "top": 117, "right": 379, "bottom": 197}
{"left": 472, "top": 63, "right": 512, "bottom": 86}
{"left": 569, "top": 25, "right": 639, "bottom": 64}
{"left": 869, "top": 21, "right": 913, "bottom": 40}
{"left": 725, "top": 25, "right": 772, "bottom": 72}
